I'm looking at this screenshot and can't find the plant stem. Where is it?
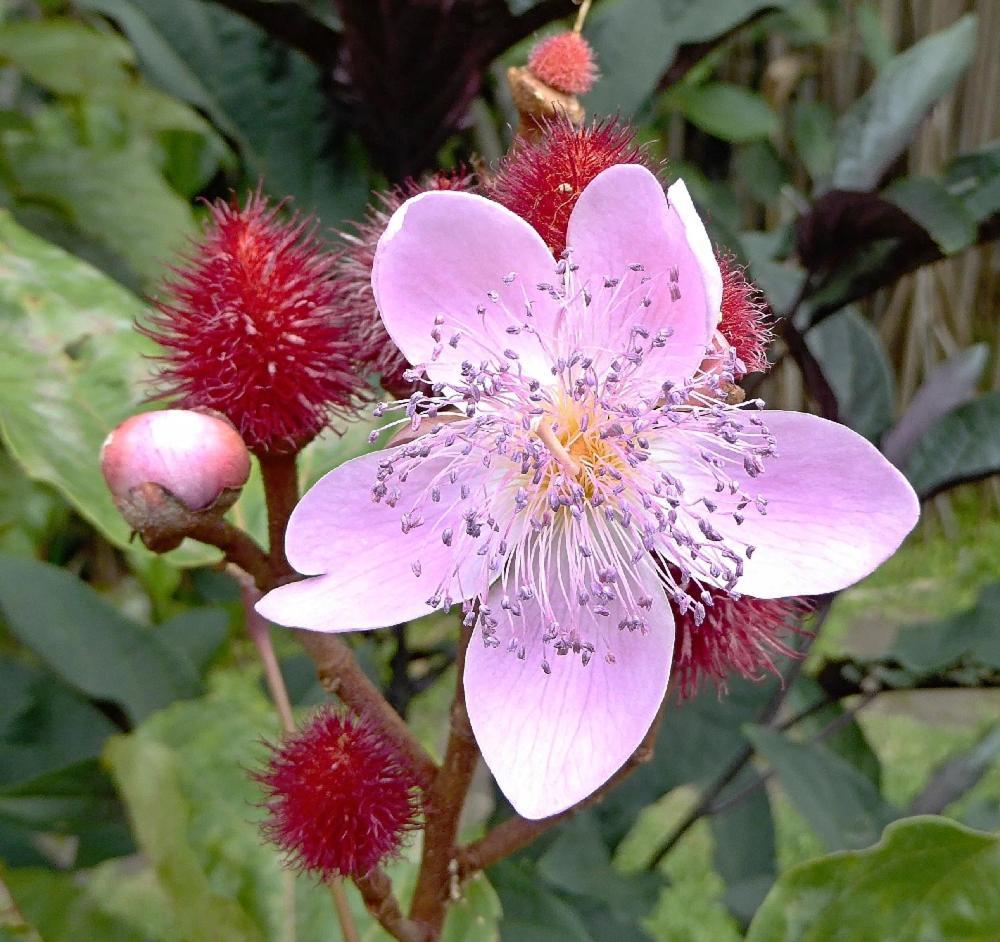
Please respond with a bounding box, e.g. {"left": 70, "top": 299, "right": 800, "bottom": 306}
{"left": 189, "top": 518, "right": 271, "bottom": 589}
{"left": 356, "top": 870, "right": 431, "bottom": 942}
{"left": 408, "top": 627, "right": 479, "bottom": 933}
{"left": 240, "top": 577, "right": 297, "bottom": 734}
{"left": 328, "top": 881, "right": 362, "bottom": 942}
{"left": 457, "top": 699, "right": 667, "bottom": 878}
{"left": 257, "top": 450, "right": 300, "bottom": 581}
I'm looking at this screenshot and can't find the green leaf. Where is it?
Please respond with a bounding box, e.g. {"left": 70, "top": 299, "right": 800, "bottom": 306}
{"left": 805, "top": 308, "right": 894, "bottom": 440}
{"left": 882, "top": 344, "right": 989, "bottom": 467}
{"left": 492, "top": 860, "right": 597, "bottom": 942}
{"left": 791, "top": 99, "right": 836, "bottom": 180}
{"left": 104, "top": 735, "right": 266, "bottom": 942}
{"left": 831, "top": 14, "right": 977, "bottom": 190}
{"left": 855, "top": 3, "right": 894, "bottom": 70}
{"left": 709, "top": 783, "right": 776, "bottom": 925}
{"left": 889, "top": 583, "right": 1000, "bottom": 675}
{"left": 585, "top": 0, "right": 791, "bottom": 117}
{"left": 0, "top": 213, "right": 213, "bottom": 565}
{"left": 156, "top": 607, "right": 230, "bottom": 675}
{"left": 904, "top": 391, "right": 1000, "bottom": 498}
{"left": 81, "top": 0, "right": 368, "bottom": 227}
{"left": 944, "top": 141, "right": 1000, "bottom": 223}
{"left": 886, "top": 176, "right": 977, "bottom": 254}
{"left": 744, "top": 726, "right": 898, "bottom": 851}
{"left": 745, "top": 817, "right": 1000, "bottom": 942}
{"left": 441, "top": 872, "right": 501, "bottom": 942}
{"left": 0, "top": 18, "right": 134, "bottom": 96}
{"left": 0, "top": 554, "right": 203, "bottom": 723}
{"left": 0, "top": 658, "right": 118, "bottom": 790}
{"left": 4, "top": 134, "right": 195, "bottom": 287}
{"left": 665, "top": 82, "right": 780, "bottom": 142}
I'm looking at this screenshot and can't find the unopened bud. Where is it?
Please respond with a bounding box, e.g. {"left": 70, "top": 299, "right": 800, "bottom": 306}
{"left": 101, "top": 409, "right": 250, "bottom": 549}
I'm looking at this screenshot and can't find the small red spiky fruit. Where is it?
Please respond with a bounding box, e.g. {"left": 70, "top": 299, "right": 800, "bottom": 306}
{"left": 335, "top": 171, "right": 477, "bottom": 398}
{"left": 255, "top": 708, "right": 421, "bottom": 880}
{"left": 144, "top": 190, "right": 369, "bottom": 454}
{"left": 672, "top": 593, "right": 811, "bottom": 700}
{"left": 488, "top": 116, "right": 654, "bottom": 256}
{"left": 717, "top": 255, "right": 772, "bottom": 375}
{"left": 102, "top": 408, "right": 249, "bottom": 510}
{"left": 527, "top": 31, "right": 598, "bottom": 96}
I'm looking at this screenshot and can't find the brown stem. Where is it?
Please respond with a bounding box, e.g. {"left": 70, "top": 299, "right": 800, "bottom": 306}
{"left": 327, "top": 880, "right": 362, "bottom": 942}
{"left": 408, "top": 627, "right": 479, "bottom": 933}
{"left": 257, "top": 450, "right": 300, "bottom": 581}
{"left": 208, "top": 0, "right": 340, "bottom": 65}
{"left": 188, "top": 517, "right": 271, "bottom": 589}
{"left": 239, "top": 577, "right": 297, "bottom": 734}
{"left": 356, "top": 870, "right": 431, "bottom": 942}
{"left": 457, "top": 699, "right": 667, "bottom": 878}
{"left": 297, "top": 631, "right": 438, "bottom": 786}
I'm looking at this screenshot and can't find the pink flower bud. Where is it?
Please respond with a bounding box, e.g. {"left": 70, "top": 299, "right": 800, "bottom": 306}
{"left": 101, "top": 409, "right": 250, "bottom": 514}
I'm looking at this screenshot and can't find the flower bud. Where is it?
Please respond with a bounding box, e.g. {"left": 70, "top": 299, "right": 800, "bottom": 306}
{"left": 527, "top": 31, "right": 598, "bottom": 96}
{"left": 101, "top": 409, "right": 250, "bottom": 548}
{"left": 255, "top": 708, "right": 421, "bottom": 880}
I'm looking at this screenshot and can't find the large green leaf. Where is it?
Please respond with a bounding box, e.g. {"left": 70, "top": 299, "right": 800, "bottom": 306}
{"left": 904, "top": 391, "right": 1000, "bottom": 498}
{"left": 805, "top": 307, "right": 894, "bottom": 441}
{"left": 81, "top": 0, "right": 367, "bottom": 228}
{"left": 0, "top": 213, "right": 214, "bottom": 565}
{"left": 744, "top": 726, "right": 897, "bottom": 851}
{"left": 0, "top": 555, "right": 203, "bottom": 723}
{"left": 745, "top": 817, "right": 1000, "bottom": 942}
{"left": 664, "top": 83, "right": 779, "bottom": 142}
{"left": 888, "top": 583, "right": 1000, "bottom": 675}
{"left": 886, "top": 176, "right": 977, "bottom": 255}
{"left": 585, "top": 0, "right": 791, "bottom": 117}
{"left": 492, "top": 860, "right": 597, "bottom": 942}
{"left": 830, "top": 15, "right": 977, "bottom": 190}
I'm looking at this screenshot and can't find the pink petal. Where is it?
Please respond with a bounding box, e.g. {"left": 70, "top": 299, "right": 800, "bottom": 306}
{"left": 654, "top": 411, "right": 920, "bottom": 598}
{"left": 565, "top": 165, "right": 721, "bottom": 385}
{"left": 372, "top": 191, "right": 562, "bottom": 383}
{"left": 255, "top": 448, "right": 505, "bottom": 632}
{"left": 464, "top": 558, "right": 673, "bottom": 819}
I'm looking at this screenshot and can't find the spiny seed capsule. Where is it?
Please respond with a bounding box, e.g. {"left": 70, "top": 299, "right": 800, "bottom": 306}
{"left": 254, "top": 709, "right": 422, "bottom": 880}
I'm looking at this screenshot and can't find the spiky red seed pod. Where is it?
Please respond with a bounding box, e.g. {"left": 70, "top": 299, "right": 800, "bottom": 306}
{"left": 335, "top": 171, "right": 477, "bottom": 398}
{"left": 255, "top": 708, "right": 421, "bottom": 880}
{"left": 143, "top": 191, "right": 368, "bottom": 454}
{"left": 527, "top": 31, "right": 598, "bottom": 96}
{"left": 487, "top": 116, "right": 654, "bottom": 256}
{"left": 672, "top": 593, "right": 812, "bottom": 700}
{"left": 718, "top": 254, "right": 772, "bottom": 375}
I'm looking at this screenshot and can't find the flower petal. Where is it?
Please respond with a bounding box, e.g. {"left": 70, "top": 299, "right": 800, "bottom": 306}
{"left": 652, "top": 411, "right": 920, "bottom": 598}
{"left": 565, "top": 165, "right": 720, "bottom": 385}
{"left": 372, "top": 190, "right": 563, "bottom": 383}
{"left": 256, "top": 447, "right": 509, "bottom": 631}
{"left": 464, "top": 555, "right": 673, "bottom": 819}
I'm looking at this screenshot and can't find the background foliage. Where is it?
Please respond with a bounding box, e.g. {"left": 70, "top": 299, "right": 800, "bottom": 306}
{"left": 0, "top": 0, "right": 997, "bottom": 939}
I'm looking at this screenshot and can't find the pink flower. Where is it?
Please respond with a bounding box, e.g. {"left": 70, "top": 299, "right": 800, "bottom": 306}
{"left": 257, "top": 165, "right": 919, "bottom": 819}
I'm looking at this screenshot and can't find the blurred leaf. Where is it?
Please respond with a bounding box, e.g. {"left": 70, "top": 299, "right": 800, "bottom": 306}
{"left": 889, "top": 583, "right": 1000, "bottom": 675}
{"left": 882, "top": 344, "right": 989, "bottom": 466}
{"left": 156, "top": 607, "right": 229, "bottom": 676}
{"left": 0, "top": 18, "right": 134, "bottom": 95}
{"left": 664, "top": 82, "right": 779, "bottom": 142}
{"left": 734, "top": 141, "right": 788, "bottom": 203}
{"left": 537, "top": 813, "right": 659, "bottom": 930}
{"left": 885, "top": 176, "right": 977, "bottom": 254}
{"left": 791, "top": 99, "right": 836, "bottom": 180}
{"left": 0, "top": 214, "right": 214, "bottom": 565}
{"left": 0, "top": 658, "right": 118, "bottom": 790}
{"left": 830, "top": 14, "right": 977, "bottom": 190}
{"left": 744, "top": 726, "right": 897, "bottom": 851}
{"left": 104, "top": 735, "right": 266, "bottom": 942}
{"left": 945, "top": 140, "right": 1000, "bottom": 223}
{"left": 82, "top": 0, "right": 368, "bottom": 227}
{"left": 709, "top": 783, "right": 776, "bottom": 926}
{"left": 855, "top": 3, "right": 894, "bottom": 70}
{"left": 440, "top": 872, "right": 501, "bottom": 942}
{"left": 745, "top": 817, "right": 1000, "bottom": 942}
{"left": 492, "top": 860, "right": 597, "bottom": 942}
{"left": 4, "top": 134, "right": 195, "bottom": 286}
{"left": 909, "top": 728, "right": 1000, "bottom": 816}
{"left": 904, "top": 391, "right": 1000, "bottom": 498}
{"left": 0, "top": 555, "right": 202, "bottom": 723}
{"left": 3, "top": 866, "right": 168, "bottom": 942}
{"left": 805, "top": 308, "right": 894, "bottom": 440}
{"left": 586, "top": 0, "right": 791, "bottom": 116}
